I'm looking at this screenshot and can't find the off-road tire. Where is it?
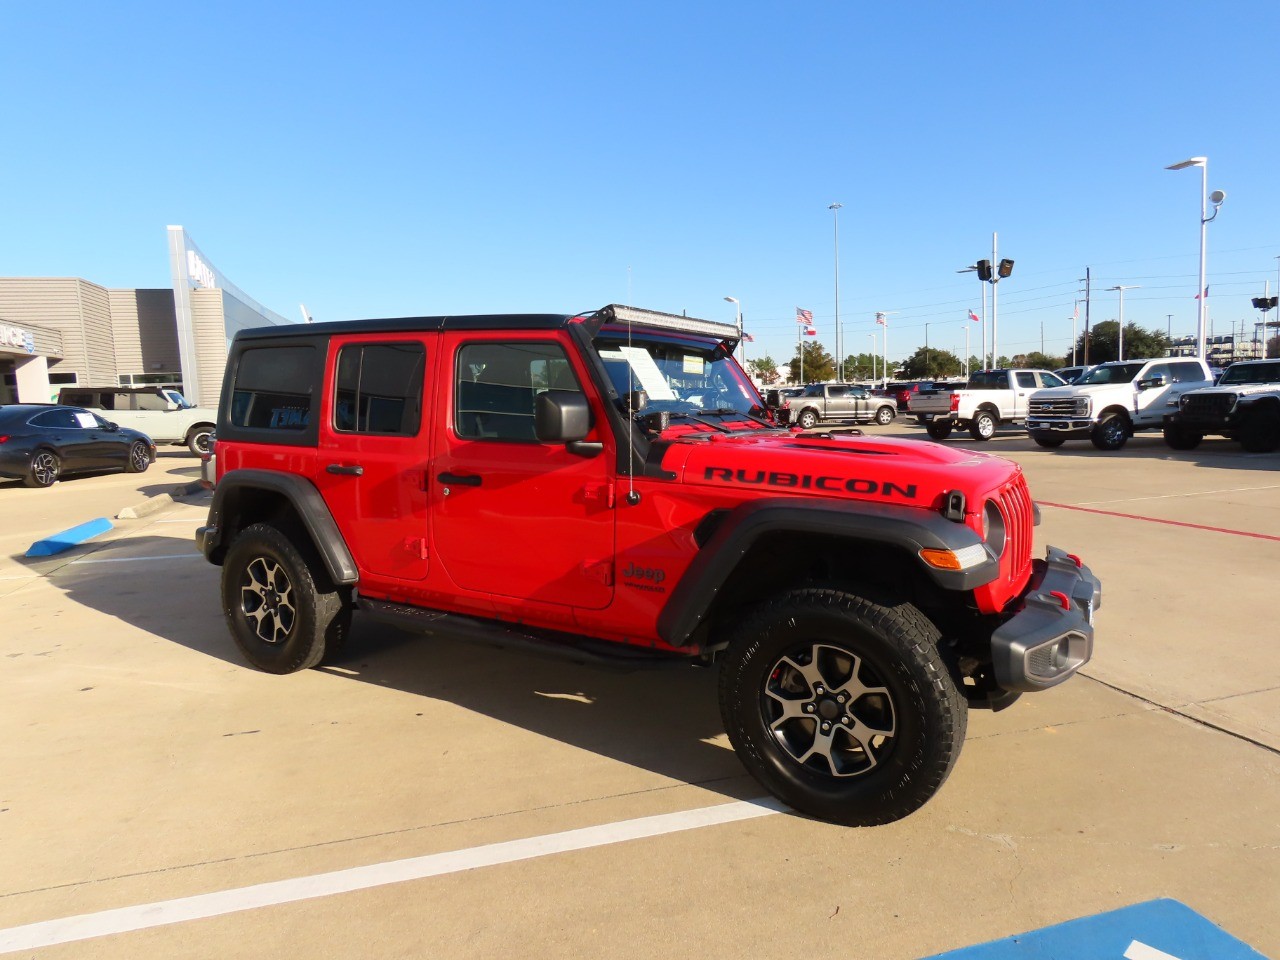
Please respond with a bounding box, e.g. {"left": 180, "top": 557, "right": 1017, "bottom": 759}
{"left": 925, "top": 421, "right": 953, "bottom": 441}
{"left": 969, "top": 409, "right": 997, "bottom": 441}
{"left": 221, "top": 522, "right": 350, "bottom": 674}
{"left": 25, "top": 450, "right": 60, "bottom": 488}
{"left": 1030, "top": 432, "right": 1066, "bottom": 449}
{"left": 797, "top": 409, "right": 819, "bottom": 430}
{"left": 187, "top": 426, "right": 215, "bottom": 457}
{"left": 874, "top": 406, "right": 895, "bottom": 426}
{"left": 718, "top": 588, "right": 967, "bottom": 826}
{"left": 124, "top": 440, "right": 151, "bottom": 473}
{"left": 1090, "top": 412, "right": 1130, "bottom": 451}
{"left": 1240, "top": 407, "right": 1280, "bottom": 453}
{"left": 1162, "top": 423, "right": 1203, "bottom": 451}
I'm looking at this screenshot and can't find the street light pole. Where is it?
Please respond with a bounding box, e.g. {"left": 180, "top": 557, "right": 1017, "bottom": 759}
{"left": 869, "top": 333, "right": 876, "bottom": 383}
{"left": 724, "top": 296, "right": 743, "bottom": 367}
{"left": 1106, "top": 285, "right": 1141, "bottom": 360}
{"left": 1166, "top": 157, "right": 1224, "bottom": 360}
{"left": 829, "top": 203, "right": 844, "bottom": 381}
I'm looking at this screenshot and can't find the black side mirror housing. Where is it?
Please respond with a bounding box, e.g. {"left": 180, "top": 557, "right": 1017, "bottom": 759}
{"left": 1137, "top": 375, "right": 1166, "bottom": 390}
{"left": 535, "top": 390, "right": 592, "bottom": 443}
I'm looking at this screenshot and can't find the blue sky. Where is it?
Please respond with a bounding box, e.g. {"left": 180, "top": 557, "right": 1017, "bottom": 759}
{"left": 3, "top": 0, "right": 1279, "bottom": 368}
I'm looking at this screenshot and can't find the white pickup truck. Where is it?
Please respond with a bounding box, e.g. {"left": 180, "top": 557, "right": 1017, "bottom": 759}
{"left": 911, "top": 369, "right": 1066, "bottom": 441}
{"left": 1025, "top": 357, "right": 1214, "bottom": 450}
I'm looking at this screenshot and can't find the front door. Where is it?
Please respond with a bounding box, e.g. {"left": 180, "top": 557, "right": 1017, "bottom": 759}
{"left": 430, "top": 334, "right": 616, "bottom": 609}
{"left": 317, "top": 335, "right": 433, "bottom": 581}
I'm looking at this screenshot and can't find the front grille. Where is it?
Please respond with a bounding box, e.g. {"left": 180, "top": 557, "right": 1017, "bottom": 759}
{"left": 1181, "top": 393, "right": 1235, "bottom": 420}
{"left": 998, "top": 474, "right": 1033, "bottom": 586}
{"left": 1029, "top": 397, "right": 1087, "bottom": 417}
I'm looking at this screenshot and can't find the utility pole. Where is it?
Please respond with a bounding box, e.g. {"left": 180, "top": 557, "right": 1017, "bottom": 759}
{"left": 1083, "top": 268, "right": 1092, "bottom": 364}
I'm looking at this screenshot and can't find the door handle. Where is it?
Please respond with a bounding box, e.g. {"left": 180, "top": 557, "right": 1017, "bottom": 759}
{"left": 438, "top": 472, "right": 482, "bottom": 487}
{"left": 326, "top": 463, "right": 364, "bottom": 476}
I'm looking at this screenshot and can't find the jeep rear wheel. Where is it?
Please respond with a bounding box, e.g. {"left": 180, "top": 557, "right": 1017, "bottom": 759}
{"left": 718, "top": 588, "right": 966, "bottom": 826}
{"left": 925, "top": 421, "right": 953, "bottom": 440}
{"left": 969, "top": 410, "right": 997, "bottom": 441}
{"left": 1090, "top": 412, "right": 1130, "bottom": 450}
{"left": 221, "top": 523, "right": 350, "bottom": 674}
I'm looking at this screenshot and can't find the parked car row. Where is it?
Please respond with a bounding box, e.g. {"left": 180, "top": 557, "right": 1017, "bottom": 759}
{"left": 0, "top": 404, "right": 156, "bottom": 488}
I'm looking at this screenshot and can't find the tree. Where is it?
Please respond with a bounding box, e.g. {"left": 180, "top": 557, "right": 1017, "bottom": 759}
{"left": 897, "top": 346, "right": 963, "bottom": 379}
{"left": 1074, "top": 321, "right": 1168, "bottom": 364}
{"left": 747, "top": 355, "right": 780, "bottom": 384}
{"left": 788, "top": 340, "right": 835, "bottom": 383}
{"left": 842, "top": 352, "right": 880, "bottom": 380}
{"left": 1012, "top": 351, "right": 1066, "bottom": 371}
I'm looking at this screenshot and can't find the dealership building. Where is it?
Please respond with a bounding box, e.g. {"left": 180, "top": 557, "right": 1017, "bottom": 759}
{"left": 0, "top": 226, "right": 295, "bottom": 407}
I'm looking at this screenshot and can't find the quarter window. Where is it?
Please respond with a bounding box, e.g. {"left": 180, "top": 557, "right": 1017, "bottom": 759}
{"left": 333, "top": 343, "right": 426, "bottom": 436}
{"left": 230, "top": 346, "right": 316, "bottom": 431}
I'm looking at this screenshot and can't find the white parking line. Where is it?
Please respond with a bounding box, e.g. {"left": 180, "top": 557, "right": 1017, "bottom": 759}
{"left": 0, "top": 798, "right": 783, "bottom": 953}
{"left": 69, "top": 554, "right": 204, "bottom": 565}
{"left": 1070, "top": 483, "right": 1280, "bottom": 506}
{"left": 154, "top": 518, "right": 204, "bottom": 523}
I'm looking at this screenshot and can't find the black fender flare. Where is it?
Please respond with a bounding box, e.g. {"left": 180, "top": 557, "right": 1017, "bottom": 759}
{"left": 656, "top": 497, "right": 998, "bottom": 648}
{"left": 198, "top": 468, "right": 358, "bottom": 585}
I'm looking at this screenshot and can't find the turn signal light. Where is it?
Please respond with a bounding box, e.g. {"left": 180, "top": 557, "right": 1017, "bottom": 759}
{"left": 919, "top": 544, "right": 988, "bottom": 571}
{"left": 0, "top": 435, "right": 8, "bottom": 443}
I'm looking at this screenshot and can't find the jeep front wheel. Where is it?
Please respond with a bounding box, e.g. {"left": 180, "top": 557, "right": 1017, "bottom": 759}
{"left": 718, "top": 588, "right": 966, "bottom": 826}
{"left": 1162, "top": 422, "right": 1203, "bottom": 450}
{"left": 1240, "top": 408, "right": 1280, "bottom": 453}
{"left": 221, "top": 523, "right": 350, "bottom": 674}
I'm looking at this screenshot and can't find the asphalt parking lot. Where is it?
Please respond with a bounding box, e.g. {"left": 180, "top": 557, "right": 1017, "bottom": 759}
{"left": 1, "top": 431, "right": 1277, "bottom": 958}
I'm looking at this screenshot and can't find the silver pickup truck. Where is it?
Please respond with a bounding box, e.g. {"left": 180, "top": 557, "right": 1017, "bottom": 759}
{"left": 912, "top": 369, "right": 1066, "bottom": 441}
{"left": 783, "top": 383, "right": 898, "bottom": 428}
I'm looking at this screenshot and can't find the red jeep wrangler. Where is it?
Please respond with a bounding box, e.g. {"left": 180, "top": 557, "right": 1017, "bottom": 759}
{"left": 198, "top": 304, "right": 1099, "bottom": 825}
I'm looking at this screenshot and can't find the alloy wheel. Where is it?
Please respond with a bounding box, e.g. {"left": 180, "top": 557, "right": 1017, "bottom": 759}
{"left": 240, "top": 557, "right": 297, "bottom": 645}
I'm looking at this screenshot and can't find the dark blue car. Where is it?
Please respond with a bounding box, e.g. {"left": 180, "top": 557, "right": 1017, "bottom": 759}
{"left": 0, "top": 404, "right": 155, "bottom": 488}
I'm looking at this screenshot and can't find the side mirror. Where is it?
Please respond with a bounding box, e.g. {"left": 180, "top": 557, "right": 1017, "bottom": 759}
{"left": 1137, "top": 375, "right": 1166, "bottom": 390}
{"left": 106, "top": 421, "right": 120, "bottom": 431}
{"left": 165, "top": 401, "right": 180, "bottom": 411}
{"left": 535, "top": 390, "right": 592, "bottom": 443}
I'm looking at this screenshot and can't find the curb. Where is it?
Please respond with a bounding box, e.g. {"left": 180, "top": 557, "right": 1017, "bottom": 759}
{"left": 116, "top": 480, "right": 207, "bottom": 520}
{"left": 26, "top": 517, "right": 114, "bottom": 557}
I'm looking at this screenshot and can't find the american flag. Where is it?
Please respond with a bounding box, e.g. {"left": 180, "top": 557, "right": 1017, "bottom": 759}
{"left": 742, "top": 331, "right": 755, "bottom": 342}
{"left": 1194, "top": 286, "right": 1210, "bottom": 300}
{"left": 804, "top": 326, "right": 817, "bottom": 336}
{"left": 968, "top": 309, "right": 980, "bottom": 323}
{"left": 796, "top": 308, "right": 813, "bottom": 324}
{"left": 875, "top": 314, "right": 886, "bottom": 326}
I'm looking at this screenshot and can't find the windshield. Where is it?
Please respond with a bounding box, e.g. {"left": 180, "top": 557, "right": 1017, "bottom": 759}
{"left": 161, "top": 389, "right": 192, "bottom": 408}
{"left": 1219, "top": 361, "right": 1280, "bottom": 385}
{"left": 1077, "top": 362, "right": 1146, "bottom": 385}
{"left": 594, "top": 335, "right": 763, "bottom": 421}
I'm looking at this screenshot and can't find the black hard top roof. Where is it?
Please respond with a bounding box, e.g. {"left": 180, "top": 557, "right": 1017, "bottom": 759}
{"left": 231, "top": 304, "right": 742, "bottom": 346}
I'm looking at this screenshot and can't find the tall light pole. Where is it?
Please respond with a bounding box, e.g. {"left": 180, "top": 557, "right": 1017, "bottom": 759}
{"left": 1106, "top": 285, "right": 1140, "bottom": 360}
{"left": 924, "top": 322, "right": 931, "bottom": 375}
{"left": 868, "top": 333, "right": 877, "bottom": 383}
{"left": 957, "top": 265, "right": 987, "bottom": 368}
{"left": 1166, "top": 157, "right": 1225, "bottom": 360}
{"left": 959, "top": 239, "right": 1011, "bottom": 367}
{"left": 875, "top": 312, "right": 892, "bottom": 388}
{"left": 829, "top": 203, "right": 844, "bottom": 381}
{"left": 723, "top": 296, "right": 742, "bottom": 365}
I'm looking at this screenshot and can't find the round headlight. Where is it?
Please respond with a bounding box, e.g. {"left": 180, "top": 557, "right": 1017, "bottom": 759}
{"left": 983, "top": 500, "right": 1007, "bottom": 556}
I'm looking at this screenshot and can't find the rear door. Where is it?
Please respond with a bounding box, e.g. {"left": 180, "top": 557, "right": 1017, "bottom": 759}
{"left": 430, "top": 333, "right": 616, "bottom": 609}
{"left": 316, "top": 334, "right": 433, "bottom": 581}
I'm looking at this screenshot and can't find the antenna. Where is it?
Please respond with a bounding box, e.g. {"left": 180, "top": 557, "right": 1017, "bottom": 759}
{"left": 299, "top": 303, "right": 312, "bottom": 324}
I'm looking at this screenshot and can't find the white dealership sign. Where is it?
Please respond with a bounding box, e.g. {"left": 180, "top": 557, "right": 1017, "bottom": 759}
{"left": 0, "top": 324, "right": 36, "bottom": 354}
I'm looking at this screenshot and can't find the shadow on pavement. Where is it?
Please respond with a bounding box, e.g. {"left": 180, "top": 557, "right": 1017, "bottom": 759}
{"left": 52, "top": 535, "right": 758, "bottom": 803}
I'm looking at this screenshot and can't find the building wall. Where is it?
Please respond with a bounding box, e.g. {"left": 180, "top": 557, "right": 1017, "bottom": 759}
{"left": 0, "top": 277, "right": 114, "bottom": 382}
{"left": 191, "top": 288, "right": 231, "bottom": 407}
{"left": 109, "top": 288, "right": 181, "bottom": 379}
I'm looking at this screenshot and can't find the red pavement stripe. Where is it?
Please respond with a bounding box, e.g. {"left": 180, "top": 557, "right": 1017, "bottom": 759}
{"left": 1039, "top": 501, "right": 1280, "bottom": 542}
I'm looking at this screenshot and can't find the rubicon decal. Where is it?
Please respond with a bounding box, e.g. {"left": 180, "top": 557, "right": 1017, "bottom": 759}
{"left": 703, "top": 466, "right": 917, "bottom": 499}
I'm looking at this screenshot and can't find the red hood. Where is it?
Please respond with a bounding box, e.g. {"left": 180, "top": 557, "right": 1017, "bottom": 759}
{"left": 658, "top": 430, "right": 1020, "bottom": 511}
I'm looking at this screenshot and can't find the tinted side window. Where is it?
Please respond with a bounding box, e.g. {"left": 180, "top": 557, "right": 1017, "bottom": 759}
{"left": 827, "top": 385, "right": 848, "bottom": 398}
{"left": 230, "top": 346, "right": 316, "bottom": 431}
{"left": 455, "top": 342, "right": 577, "bottom": 442}
{"left": 1039, "top": 373, "right": 1065, "bottom": 388}
{"left": 1016, "top": 372, "right": 1037, "bottom": 388}
{"left": 1171, "top": 362, "right": 1206, "bottom": 383}
{"left": 30, "top": 409, "right": 81, "bottom": 429}
{"left": 1144, "top": 363, "right": 1173, "bottom": 383}
{"left": 333, "top": 343, "right": 426, "bottom": 436}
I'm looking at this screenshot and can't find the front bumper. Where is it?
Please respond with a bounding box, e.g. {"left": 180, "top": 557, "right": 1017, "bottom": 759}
{"left": 1025, "top": 417, "right": 1095, "bottom": 439}
{"left": 990, "top": 546, "right": 1100, "bottom": 693}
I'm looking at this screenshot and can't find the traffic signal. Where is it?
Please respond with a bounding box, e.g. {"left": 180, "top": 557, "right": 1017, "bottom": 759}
{"left": 1251, "top": 296, "right": 1278, "bottom": 310}
{"left": 975, "top": 260, "right": 993, "bottom": 282}
{"left": 997, "top": 258, "right": 1015, "bottom": 279}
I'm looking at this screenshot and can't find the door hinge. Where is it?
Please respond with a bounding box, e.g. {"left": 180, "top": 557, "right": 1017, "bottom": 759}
{"left": 583, "top": 482, "right": 615, "bottom": 508}
{"left": 581, "top": 560, "right": 614, "bottom": 586}
{"left": 405, "top": 537, "right": 429, "bottom": 560}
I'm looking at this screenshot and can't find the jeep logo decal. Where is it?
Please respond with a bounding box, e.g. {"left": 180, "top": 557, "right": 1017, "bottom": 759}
{"left": 702, "top": 466, "right": 917, "bottom": 499}
{"left": 622, "top": 561, "right": 667, "bottom": 594}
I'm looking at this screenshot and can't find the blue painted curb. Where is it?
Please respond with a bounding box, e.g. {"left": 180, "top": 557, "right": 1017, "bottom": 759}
{"left": 25, "top": 517, "right": 114, "bottom": 558}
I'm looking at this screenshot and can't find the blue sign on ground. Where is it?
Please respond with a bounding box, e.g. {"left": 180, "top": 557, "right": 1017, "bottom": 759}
{"left": 925, "top": 899, "right": 1270, "bottom": 960}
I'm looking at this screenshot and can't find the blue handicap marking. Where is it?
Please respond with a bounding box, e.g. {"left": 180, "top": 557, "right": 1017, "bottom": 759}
{"left": 924, "top": 898, "right": 1271, "bottom": 960}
